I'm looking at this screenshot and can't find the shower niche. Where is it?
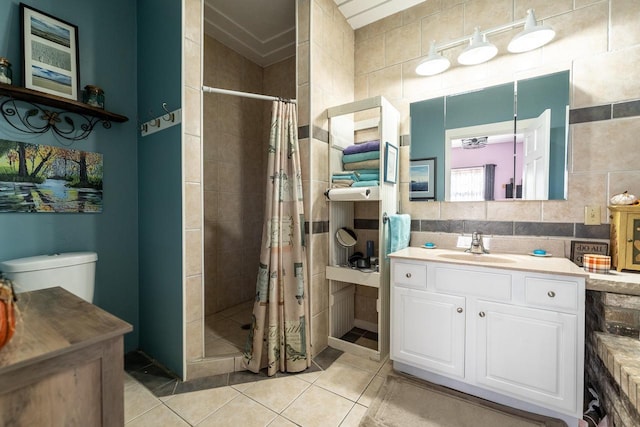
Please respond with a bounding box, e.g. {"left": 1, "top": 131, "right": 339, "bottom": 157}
{"left": 326, "top": 96, "right": 399, "bottom": 361}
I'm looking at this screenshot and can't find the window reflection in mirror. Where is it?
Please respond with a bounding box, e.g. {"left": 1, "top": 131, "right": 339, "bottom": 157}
{"left": 409, "top": 71, "right": 570, "bottom": 201}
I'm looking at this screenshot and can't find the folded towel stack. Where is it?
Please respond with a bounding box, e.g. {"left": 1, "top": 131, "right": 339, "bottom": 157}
{"left": 343, "top": 140, "right": 381, "bottom": 172}
{"left": 331, "top": 141, "right": 382, "bottom": 188}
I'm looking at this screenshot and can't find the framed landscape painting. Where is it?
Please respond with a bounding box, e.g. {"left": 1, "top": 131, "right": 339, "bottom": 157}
{"left": 21, "top": 3, "right": 80, "bottom": 100}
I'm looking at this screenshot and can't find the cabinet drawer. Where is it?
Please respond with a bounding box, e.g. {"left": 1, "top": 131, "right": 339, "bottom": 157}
{"left": 435, "top": 266, "right": 511, "bottom": 300}
{"left": 394, "top": 262, "right": 427, "bottom": 288}
{"left": 525, "top": 277, "right": 578, "bottom": 311}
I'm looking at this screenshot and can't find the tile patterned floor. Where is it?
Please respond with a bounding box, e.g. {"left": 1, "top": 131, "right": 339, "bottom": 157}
{"left": 124, "top": 348, "right": 392, "bottom": 426}
{"left": 204, "top": 300, "right": 254, "bottom": 357}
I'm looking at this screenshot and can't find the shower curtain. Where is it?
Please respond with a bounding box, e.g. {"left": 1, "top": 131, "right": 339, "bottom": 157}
{"left": 243, "top": 100, "right": 311, "bottom": 376}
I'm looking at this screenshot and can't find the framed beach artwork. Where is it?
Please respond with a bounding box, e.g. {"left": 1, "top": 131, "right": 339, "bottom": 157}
{"left": 21, "top": 3, "right": 80, "bottom": 100}
{"left": 410, "top": 157, "right": 436, "bottom": 200}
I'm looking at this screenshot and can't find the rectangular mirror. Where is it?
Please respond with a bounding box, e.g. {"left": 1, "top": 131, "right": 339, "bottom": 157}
{"left": 409, "top": 70, "right": 570, "bottom": 201}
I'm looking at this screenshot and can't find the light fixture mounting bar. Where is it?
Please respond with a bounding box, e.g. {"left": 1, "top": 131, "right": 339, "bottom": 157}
{"left": 432, "top": 17, "right": 528, "bottom": 53}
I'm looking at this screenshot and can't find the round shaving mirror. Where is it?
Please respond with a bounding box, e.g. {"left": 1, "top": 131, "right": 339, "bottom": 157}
{"left": 336, "top": 227, "right": 357, "bottom": 266}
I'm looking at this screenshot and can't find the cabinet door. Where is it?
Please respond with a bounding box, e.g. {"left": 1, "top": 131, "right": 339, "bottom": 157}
{"left": 475, "top": 300, "right": 577, "bottom": 415}
{"left": 624, "top": 213, "right": 640, "bottom": 270}
{"left": 392, "top": 287, "right": 465, "bottom": 378}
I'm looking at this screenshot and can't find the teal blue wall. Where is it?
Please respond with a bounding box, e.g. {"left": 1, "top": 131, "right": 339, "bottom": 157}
{"left": 0, "top": 0, "right": 139, "bottom": 351}
{"left": 137, "top": 0, "right": 183, "bottom": 377}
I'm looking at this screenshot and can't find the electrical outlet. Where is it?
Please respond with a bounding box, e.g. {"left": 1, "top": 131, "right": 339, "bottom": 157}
{"left": 584, "top": 205, "right": 601, "bottom": 225}
{"left": 457, "top": 235, "right": 472, "bottom": 248}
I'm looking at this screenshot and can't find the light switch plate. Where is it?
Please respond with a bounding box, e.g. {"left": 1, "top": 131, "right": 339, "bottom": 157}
{"left": 585, "top": 205, "right": 601, "bottom": 225}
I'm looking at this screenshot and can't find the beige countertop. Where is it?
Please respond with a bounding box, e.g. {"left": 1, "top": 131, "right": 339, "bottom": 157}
{"left": 389, "top": 247, "right": 588, "bottom": 277}
{"left": 390, "top": 247, "right": 640, "bottom": 295}
{"left": 0, "top": 286, "right": 132, "bottom": 374}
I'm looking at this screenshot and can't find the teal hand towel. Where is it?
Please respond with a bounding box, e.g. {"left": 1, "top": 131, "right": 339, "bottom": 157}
{"left": 387, "top": 214, "right": 411, "bottom": 255}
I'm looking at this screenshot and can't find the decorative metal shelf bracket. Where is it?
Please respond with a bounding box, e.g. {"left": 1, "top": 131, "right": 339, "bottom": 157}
{"left": 0, "top": 97, "right": 112, "bottom": 141}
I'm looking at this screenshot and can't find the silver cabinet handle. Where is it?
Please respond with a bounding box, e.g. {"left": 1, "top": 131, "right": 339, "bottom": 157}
{"left": 406, "top": 273, "right": 412, "bottom": 278}
{"left": 457, "top": 307, "right": 463, "bottom": 313}
{"left": 548, "top": 291, "right": 556, "bottom": 298}
{"left": 479, "top": 311, "right": 485, "bottom": 317}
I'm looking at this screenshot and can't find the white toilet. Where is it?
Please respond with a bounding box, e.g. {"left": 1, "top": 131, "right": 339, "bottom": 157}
{"left": 0, "top": 252, "right": 98, "bottom": 303}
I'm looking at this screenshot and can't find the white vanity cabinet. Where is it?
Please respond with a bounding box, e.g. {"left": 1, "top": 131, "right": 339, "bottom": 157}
{"left": 390, "top": 254, "right": 586, "bottom": 425}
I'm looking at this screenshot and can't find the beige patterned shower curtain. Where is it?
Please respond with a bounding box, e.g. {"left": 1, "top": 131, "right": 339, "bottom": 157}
{"left": 243, "top": 100, "right": 311, "bottom": 376}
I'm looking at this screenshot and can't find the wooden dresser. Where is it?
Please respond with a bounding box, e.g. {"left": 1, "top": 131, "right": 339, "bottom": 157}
{"left": 0, "top": 287, "right": 132, "bottom": 426}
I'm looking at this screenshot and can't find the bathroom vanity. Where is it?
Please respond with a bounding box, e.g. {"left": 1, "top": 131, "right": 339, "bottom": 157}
{"left": 389, "top": 247, "right": 587, "bottom": 426}
{"left": 0, "top": 287, "right": 132, "bottom": 426}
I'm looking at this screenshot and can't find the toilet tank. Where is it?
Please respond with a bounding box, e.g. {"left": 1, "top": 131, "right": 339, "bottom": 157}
{"left": 0, "top": 252, "right": 98, "bottom": 303}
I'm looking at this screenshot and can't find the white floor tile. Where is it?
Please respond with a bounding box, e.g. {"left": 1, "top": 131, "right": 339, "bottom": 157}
{"left": 126, "top": 404, "right": 190, "bottom": 427}
{"left": 281, "top": 385, "right": 354, "bottom": 427}
{"left": 197, "top": 394, "right": 278, "bottom": 427}
{"left": 340, "top": 403, "right": 368, "bottom": 427}
{"left": 242, "top": 375, "right": 310, "bottom": 413}
{"left": 124, "top": 373, "right": 162, "bottom": 423}
{"left": 313, "top": 361, "right": 375, "bottom": 402}
{"left": 163, "top": 386, "right": 240, "bottom": 425}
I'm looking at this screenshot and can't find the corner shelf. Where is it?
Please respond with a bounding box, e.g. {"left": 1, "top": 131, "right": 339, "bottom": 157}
{"left": 0, "top": 83, "right": 128, "bottom": 141}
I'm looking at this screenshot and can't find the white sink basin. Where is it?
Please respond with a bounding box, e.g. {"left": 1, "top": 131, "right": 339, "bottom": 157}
{"left": 437, "top": 253, "right": 517, "bottom": 264}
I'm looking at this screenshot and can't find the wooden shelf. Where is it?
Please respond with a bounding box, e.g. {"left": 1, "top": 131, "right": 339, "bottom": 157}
{"left": 0, "top": 83, "right": 128, "bottom": 123}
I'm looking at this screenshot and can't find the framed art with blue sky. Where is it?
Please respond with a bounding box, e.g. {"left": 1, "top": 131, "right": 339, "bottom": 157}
{"left": 21, "top": 3, "right": 80, "bottom": 100}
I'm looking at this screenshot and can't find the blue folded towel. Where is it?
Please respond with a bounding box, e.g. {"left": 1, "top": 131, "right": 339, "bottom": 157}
{"left": 342, "top": 150, "right": 380, "bottom": 164}
{"left": 343, "top": 140, "right": 380, "bottom": 155}
{"left": 357, "top": 173, "right": 380, "bottom": 181}
{"left": 387, "top": 214, "right": 411, "bottom": 255}
{"left": 352, "top": 180, "right": 379, "bottom": 187}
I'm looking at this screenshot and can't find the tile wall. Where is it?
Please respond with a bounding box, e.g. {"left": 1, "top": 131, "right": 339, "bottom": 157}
{"left": 298, "top": 0, "right": 640, "bottom": 358}
{"left": 202, "top": 36, "right": 266, "bottom": 317}
{"left": 350, "top": 0, "right": 640, "bottom": 256}
{"left": 298, "top": 0, "right": 356, "bottom": 356}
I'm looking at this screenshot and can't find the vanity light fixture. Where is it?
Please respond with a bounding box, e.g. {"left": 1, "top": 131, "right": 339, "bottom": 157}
{"left": 457, "top": 28, "right": 498, "bottom": 65}
{"left": 416, "top": 9, "right": 555, "bottom": 76}
{"left": 416, "top": 40, "right": 451, "bottom": 76}
{"left": 507, "top": 9, "right": 556, "bottom": 53}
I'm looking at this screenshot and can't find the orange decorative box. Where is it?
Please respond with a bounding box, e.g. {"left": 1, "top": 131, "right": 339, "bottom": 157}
{"left": 583, "top": 254, "right": 611, "bottom": 274}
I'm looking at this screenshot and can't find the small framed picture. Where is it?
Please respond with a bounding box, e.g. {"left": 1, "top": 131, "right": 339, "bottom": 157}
{"left": 21, "top": 3, "right": 80, "bottom": 100}
{"left": 410, "top": 157, "right": 436, "bottom": 200}
{"left": 384, "top": 142, "right": 398, "bottom": 184}
{"left": 570, "top": 240, "right": 609, "bottom": 267}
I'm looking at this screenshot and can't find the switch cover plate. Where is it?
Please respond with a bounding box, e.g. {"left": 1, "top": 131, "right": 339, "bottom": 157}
{"left": 585, "top": 205, "right": 601, "bottom": 225}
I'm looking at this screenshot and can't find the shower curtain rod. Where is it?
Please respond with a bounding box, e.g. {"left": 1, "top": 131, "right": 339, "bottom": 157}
{"left": 202, "top": 86, "right": 296, "bottom": 104}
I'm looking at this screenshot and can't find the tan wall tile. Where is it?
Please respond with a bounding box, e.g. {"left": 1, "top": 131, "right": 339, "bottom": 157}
{"left": 186, "top": 229, "right": 202, "bottom": 276}
{"left": 542, "top": 2, "right": 608, "bottom": 65}
{"left": 385, "top": 21, "right": 421, "bottom": 67}
{"left": 186, "top": 318, "right": 203, "bottom": 361}
{"left": 184, "top": 0, "right": 202, "bottom": 43}
{"left": 513, "top": 0, "right": 573, "bottom": 21}
{"left": 184, "top": 134, "right": 201, "bottom": 184}
{"left": 441, "top": 201, "right": 486, "bottom": 220}
{"left": 574, "top": 46, "right": 640, "bottom": 107}
{"left": 487, "top": 201, "right": 542, "bottom": 221}
{"left": 611, "top": 0, "right": 640, "bottom": 50}
{"left": 572, "top": 117, "right": 640, "bottom": 173}
{"left": 185, "top": 182, "right": 202, "bottom": 230}
{"left": 186, "top": 275, "right": 203, "bottom": 324}
{"left": 355, "top": 34, "right": 385, "bottom": 75}
{"left": 462, "top": 0, "right": 513, "bottom": 35}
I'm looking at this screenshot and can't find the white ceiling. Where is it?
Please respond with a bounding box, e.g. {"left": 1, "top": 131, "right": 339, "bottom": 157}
{"left": 203, "top": 0, "right": 423, "bottom": 67}
{"left": 333, "top": 0, "right": 426, "bottom": 29}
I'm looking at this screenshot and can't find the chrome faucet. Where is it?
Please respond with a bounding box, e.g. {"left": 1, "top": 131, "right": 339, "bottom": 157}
{"left": 466, "top": 232, "right": 489, "bottom": 254}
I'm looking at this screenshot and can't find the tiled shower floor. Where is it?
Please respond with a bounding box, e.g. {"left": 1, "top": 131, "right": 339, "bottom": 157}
{"left": 204, "top": 300, "right": 254, "bottom": 357}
